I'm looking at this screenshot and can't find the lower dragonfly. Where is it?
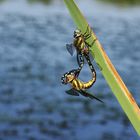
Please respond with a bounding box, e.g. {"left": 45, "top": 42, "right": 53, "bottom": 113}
{"left": 61, "top": 53, "right": 103, "bottom": 103}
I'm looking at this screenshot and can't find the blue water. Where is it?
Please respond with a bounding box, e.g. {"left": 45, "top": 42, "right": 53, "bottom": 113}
{"left": 0, "top": 0, "right": 140, "bottom": 139}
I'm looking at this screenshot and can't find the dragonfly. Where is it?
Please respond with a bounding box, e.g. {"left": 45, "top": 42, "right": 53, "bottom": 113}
{"left": 66, "top": 25, "right": 97, "bottom": 70}
{"left": 61, "top": 53, "right": 103, "bottom": 103}
{"left": 61, "top": 69, "right": 103, "bottom": 103}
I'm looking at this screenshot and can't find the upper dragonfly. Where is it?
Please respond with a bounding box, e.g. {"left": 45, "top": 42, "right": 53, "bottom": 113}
{"left": 66, "top": 25, "right": 97, "bottom": 68}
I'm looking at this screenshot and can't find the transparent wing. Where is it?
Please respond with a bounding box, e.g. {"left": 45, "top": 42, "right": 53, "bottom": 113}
{"left": 65, "top": 88, "right": 79, "bottom": 96}
{"left": 84, "top": 52, "right": 94, "bottom": 64}
{"left": 66, "top": 43, "right": 75, "bottom": 56}
{"left": 79, "top": 90, "right": 104, "bottom": 103}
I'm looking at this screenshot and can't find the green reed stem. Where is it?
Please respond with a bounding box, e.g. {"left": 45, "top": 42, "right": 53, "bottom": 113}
{"left": 63, "top": 0, "right": 140, "bottom": 135}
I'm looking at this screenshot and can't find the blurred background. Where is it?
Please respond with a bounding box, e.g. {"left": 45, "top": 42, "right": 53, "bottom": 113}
{"left": 0, "top": 0, "right": 140, "bottom": 139}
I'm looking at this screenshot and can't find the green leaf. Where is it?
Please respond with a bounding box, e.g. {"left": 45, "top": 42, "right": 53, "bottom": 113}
{"left": 64, "top": 0, "right": 140, "bottom": 135}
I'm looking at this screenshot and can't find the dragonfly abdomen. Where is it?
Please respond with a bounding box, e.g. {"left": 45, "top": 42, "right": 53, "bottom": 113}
{"left": 82, "top": 78, "right": 96, "bottom": 89}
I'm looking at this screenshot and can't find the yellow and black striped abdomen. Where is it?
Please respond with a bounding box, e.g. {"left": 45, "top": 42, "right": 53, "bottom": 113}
{"left": 82, "top": 77, "right": 96, "bottom": 89}
{"left": 71, "top": 77, "right": 96, "bottom": 91}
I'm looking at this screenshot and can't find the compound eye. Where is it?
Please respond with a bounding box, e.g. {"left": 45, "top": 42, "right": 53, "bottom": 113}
{"left": 74, "top": 32, "right": 77, "bottom": 38}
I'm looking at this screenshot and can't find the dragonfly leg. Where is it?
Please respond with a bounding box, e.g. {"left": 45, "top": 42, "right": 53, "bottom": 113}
{"left": 85, "top": 38, "right": 97, "bottom": 48}
{"left": 83, "top": 25, "right": 92, "bottom": 40}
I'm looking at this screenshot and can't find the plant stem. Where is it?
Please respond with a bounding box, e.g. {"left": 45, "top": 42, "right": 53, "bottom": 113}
{"left": 63, "top": 0, "right": 140, "bottom": 135}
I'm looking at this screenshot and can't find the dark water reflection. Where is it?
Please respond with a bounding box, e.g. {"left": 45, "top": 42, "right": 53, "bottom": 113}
{"left": 0, "top": 0, "right": 59, "bottom": 5}
{"left": 0, "top": 0, "right": 140, "bottom": 140}
{"left": 99, "top": 0, "right": 140, "bottom": 6}
{"left": 28, "top": 0, "right": 52, "bottom": 4}
{"left": 1, "top": 0, "right": 140, "bottom": 6}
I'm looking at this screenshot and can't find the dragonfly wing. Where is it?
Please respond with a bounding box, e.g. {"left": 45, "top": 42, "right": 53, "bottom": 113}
{"left": 80, "top": 90, "right": 104, "bottom": 103}
{"left": 77, "top": 53, "right": 81, "bottom": 67}
{"left": 65, "top": 88, "right": 79, "bottom": 96}
{"left": 84, "top": 53, "right": 94, "bottom": 64}
{"left": 79, "top": 90, "right": 89, "bottom": 97}
{"left": 66, "top": 44, "right": 75, "bottom": 56}
{"left": 89, "top": 52, "right": 94, "bottom": 62}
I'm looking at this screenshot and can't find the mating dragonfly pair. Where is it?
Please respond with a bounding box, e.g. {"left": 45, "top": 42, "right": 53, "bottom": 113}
{"left": 61, "top": 25, "right": 103, "bottom": 103}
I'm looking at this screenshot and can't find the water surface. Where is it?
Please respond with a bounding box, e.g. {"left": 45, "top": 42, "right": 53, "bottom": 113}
{"left": 0, "top": 0, "right": 140, "bottom": 140}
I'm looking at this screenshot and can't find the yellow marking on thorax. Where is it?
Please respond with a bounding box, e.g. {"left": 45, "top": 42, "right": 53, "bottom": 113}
{"left": 71, "top": 77, "right": 96, "bottom": 91}
{"left": 74, "top": 37, "right": 85, "bottom": 51}
{"left": 71, "top": 79, "right": 82, "bottom": 90}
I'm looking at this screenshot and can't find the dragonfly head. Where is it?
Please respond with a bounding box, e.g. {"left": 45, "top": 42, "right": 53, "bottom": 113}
{"left": 61, "top": 70, "right": 77, "bottom": 84}
{"left": 74, "top": 29, "right": 82, "bottom": 38}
